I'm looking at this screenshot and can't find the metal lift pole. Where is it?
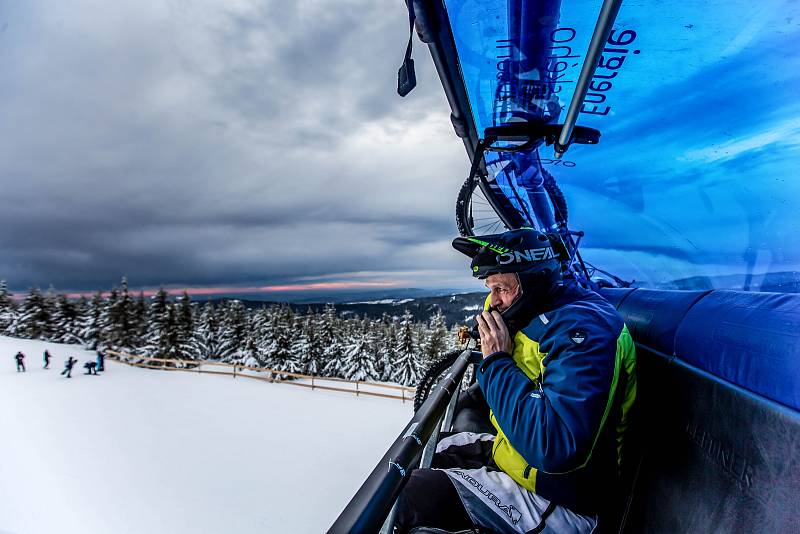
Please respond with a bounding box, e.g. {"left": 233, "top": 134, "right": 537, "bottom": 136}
{"left": 555, "top": 0, "right": 624, "bottom": 158}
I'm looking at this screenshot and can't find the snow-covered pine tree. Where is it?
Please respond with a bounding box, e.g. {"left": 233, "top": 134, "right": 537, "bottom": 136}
{"left": 248, "top": 306, "right": 272, "bottom": 367}
{"left": 79, "top": 292, "right": 104, "bottom": 350}
{"left": 366, "top": 317, "right": 383, "bottom": 374}
{"left": 340, "top": 321, "right": 378, "bottom": 382}
{"left": 15, "top": 287, "right": 53, "bottom": 340}
{"left": 281, "top": 309, "right": 304, "bottom": 375}
{"left": 143, "top": 289, "right": 173, "bottom": 359}
{"left": 360, "top": 315, "right": 371, "bottom": 336}
{"left": 173, "top": 291, "right": 195, "bottom": 360}
{"left": 239, "top": 333, "right": 261, "bottom": 368}
{"left": 42, "top": 287, "right": 57, "bottom": 340}
{"left": 51, "top": 293, "right": 80, "bottom": 344}
{"left": 100, "top": 287, "right": 119, "bottom": 349}
{"left": 421, "top": 309, "right": 449, "bottom": 368}
{"left": 118, "top": 278, "right": 136, "bottom": 348}
{"left": 192, "top": 302, "right": 221, "bottom": 359}
{"left": 319, "top": 304, "right": 343, "bottom": 378}
{"left": 164, "top": 303, "right": 179, "bottom": 359}
{"left": 217, "top": 300, "right": 248, "bottom": 360}
{"left": 376, "top": 320, "right": 398, "bottom": 382}
{"left": 72, "top": 296, "right": 88, "bottom": 343}
{"left": 298, "top": 311, "right": 324, "bottom": 375}
{"left": 106, "top": 278, "right": 136, "bottom": 350}
{"left": 269, "top": 305, "right": 299, "bottom": 378}
{"left": 392, "top": 309, "right": 421, "bottom": 386}
{"left": 133, "top": 292, "right": 148, "bottom": 342}
{"left": 345, "top": 313, "right": 360, "bottom": 340}
{"left": 0, "top": 280, "right": 17, "bottom": 334}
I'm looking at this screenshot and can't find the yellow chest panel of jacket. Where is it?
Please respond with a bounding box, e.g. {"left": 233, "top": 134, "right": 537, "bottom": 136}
{"left": 489, "top": 329, "right": 546, "bottom": 492}
{"left": 481, "top": 296, "right": 547, "bottom": 384}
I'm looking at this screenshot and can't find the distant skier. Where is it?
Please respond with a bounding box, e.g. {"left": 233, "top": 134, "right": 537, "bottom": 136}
{"left": 14, "top": 351, "right": 25, "bottom": 372}
{"left": 43, "top": 350, "right": 51, "bottom": 369}
{"left": 96, "top": 351, "right": 105, "bottom": 372}
{"left": 61, "top": 357, "right": 77, "bottom": 378}
{"left": 83, "top": 361, "right": 98, "bottom": 375}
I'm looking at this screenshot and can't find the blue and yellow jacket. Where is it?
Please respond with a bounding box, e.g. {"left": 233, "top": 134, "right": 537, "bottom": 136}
{"left": 476, "top": 284, "right": 636, "bottom": 515}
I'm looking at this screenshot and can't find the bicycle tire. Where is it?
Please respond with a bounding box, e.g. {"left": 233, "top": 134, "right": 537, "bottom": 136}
{"left": 414, "top": 349, "right": 463, "bottom": 412}
{"left": 456, "top": 166, "right": 568, "bottom": 237}
{"left": 541, "top": 167, "right": 568, "bottom": 227}
{"left": 456, "top": 176, "right": 515, "bottom": 237}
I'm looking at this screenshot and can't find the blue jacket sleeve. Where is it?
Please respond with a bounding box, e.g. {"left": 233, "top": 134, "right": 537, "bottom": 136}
{"left": 477, "top": 310, "right": 618, "bottom": 473}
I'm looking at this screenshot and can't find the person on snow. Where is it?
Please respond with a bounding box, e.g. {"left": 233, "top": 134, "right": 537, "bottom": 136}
{"left": 83, "top": 361, "right": 98, "bottom": 375}
{"left": 395, "top": 228, "right": 637, "bottom": 534}
{"left": 96, "top": 351, "right": 105, "bottom": 372}
{"left": 61, "top": 357, "right": 77, "bottom": 378}
{"left": 14, "top": 351, "right": 26, "bottom": 372}
{"left": 43, "top": 350, "right": 51, "bottom": 369}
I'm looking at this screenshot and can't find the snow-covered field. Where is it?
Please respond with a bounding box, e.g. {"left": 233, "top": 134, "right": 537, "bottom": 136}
{"left": 0, "top": 336, "right": 413, "bottom": 534}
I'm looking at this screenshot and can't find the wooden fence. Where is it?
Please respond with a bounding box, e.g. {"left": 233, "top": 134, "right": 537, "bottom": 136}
{"left": 105, "top": 350, "right": 416, "bottom": 402}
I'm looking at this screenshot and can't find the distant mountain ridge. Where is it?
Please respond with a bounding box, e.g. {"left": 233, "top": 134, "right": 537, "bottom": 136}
{"left": 205, "top": 270, "right": 800, "bottom": 327}
{"left": 230, "top": 292, "right": 487, "bottom": 328}
{"left": 201, "top": 287, "right": 467, "bottom": 304}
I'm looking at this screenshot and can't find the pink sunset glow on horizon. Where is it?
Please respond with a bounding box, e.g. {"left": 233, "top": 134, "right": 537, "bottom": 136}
{"left": 57, "top": 280, "right": 403, "bottom": 300}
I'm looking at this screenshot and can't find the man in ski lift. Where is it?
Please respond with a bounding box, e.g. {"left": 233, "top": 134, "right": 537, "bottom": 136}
{"left": 395, "top": 228, "right": 636, "bottom": 534}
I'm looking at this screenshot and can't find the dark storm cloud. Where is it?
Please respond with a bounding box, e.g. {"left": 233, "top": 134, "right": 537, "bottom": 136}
{"left": 3, "top": 0, "right": 798, "bottom": 294}
{"left": 0, "top": 0, "right": 471, "bottom": 292}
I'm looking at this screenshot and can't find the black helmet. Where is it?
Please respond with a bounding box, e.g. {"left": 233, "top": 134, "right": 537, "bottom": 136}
{"left": 452, "top": 228, "right": 566, "bottom": 280}
{"left": 453, "top": 228, "right": 568, "bottom": 334}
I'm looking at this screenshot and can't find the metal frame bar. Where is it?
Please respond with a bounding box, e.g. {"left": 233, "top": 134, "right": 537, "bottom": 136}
{"left": 329, "top": 350, "right": 482, "bottom": 533}
{"left": 379, "top": 362, "right": 467, "bottom": 534}
{"left": 555, "top": 0, "right": 624, "bottom": 157}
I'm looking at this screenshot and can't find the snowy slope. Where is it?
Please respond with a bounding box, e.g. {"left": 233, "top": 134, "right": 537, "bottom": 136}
{"left": 0, "top": 336, "right": 412, "bottom": 534}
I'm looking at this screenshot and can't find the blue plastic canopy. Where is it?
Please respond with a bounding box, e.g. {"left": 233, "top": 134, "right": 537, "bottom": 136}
{"left": 441, "top": 0, "right": 800, "bottom": 291}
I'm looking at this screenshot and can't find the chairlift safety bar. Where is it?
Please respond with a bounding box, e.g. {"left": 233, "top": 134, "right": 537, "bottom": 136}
{"left": 328, "top": 349, "right": 482, "bottom": 534}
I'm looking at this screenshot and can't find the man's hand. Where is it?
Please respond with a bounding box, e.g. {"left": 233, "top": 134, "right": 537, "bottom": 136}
{"left": 475, "top": 310, "right": 512, "bottom": 358}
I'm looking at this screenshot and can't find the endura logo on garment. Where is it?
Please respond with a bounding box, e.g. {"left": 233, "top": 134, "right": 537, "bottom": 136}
{"left": 452, "top": 470, "right": 522, "bottom": 525}
{"left": 497, "top": 247, "right": 554, "bottom": 265}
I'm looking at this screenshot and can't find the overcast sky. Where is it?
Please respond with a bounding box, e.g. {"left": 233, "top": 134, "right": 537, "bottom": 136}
{"left": 1, "top": 0, "right": 799, "bottom": 297}
{"left": 0, "top": 0, "right": 487, "bottom": 295}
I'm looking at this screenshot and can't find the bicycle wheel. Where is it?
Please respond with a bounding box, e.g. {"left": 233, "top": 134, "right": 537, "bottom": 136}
{"left": 456, "top": 167, "right": 569, "bottom": 237}
{"left": 541, "top": 167, "right": 568, "bottom": 227}
{"left": 456, "top": 176, "right": 512, "bottom": 237}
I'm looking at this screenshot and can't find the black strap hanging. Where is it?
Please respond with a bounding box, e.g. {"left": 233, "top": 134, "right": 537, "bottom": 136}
{"left": 397, "top": 0, "right": 417, "bottom": 97}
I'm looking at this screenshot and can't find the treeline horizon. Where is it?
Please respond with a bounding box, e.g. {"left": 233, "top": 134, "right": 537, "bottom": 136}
{"left": 0, "top": 278, "right": 461, "bottom": 386}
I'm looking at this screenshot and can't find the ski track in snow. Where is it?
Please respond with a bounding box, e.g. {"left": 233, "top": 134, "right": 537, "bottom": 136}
{"left": 0, "top": 336, "right": 412, "bottom": 534}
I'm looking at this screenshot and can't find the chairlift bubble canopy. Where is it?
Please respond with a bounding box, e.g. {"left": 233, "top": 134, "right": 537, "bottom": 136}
{"left": 421, "top": 0, "right": 800, "bottom": 291}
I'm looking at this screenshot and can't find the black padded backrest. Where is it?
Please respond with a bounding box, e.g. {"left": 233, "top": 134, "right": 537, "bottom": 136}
{"left": 612, "top": 289, "right": 800, "bottom": 533}
{"left": 597, "top": 287, "right": 636, "bottom": 310}
{"left": 675, "top": 290, "right": 800, "bottom": 410}
{"left": 616, "top": 288, "right": 709, "bottom": 356}
{"left": 626, "top": 348, "right": 800, "bottom": 533}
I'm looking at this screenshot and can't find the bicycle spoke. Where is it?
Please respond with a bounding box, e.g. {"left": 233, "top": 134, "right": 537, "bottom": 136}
{"left": 457, "top": 175, "right": 511, "bottom": 237}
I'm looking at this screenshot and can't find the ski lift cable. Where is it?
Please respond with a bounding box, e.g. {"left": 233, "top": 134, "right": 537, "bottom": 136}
{"left": 555, "top": 0, "right": 624, "bottom": 158}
